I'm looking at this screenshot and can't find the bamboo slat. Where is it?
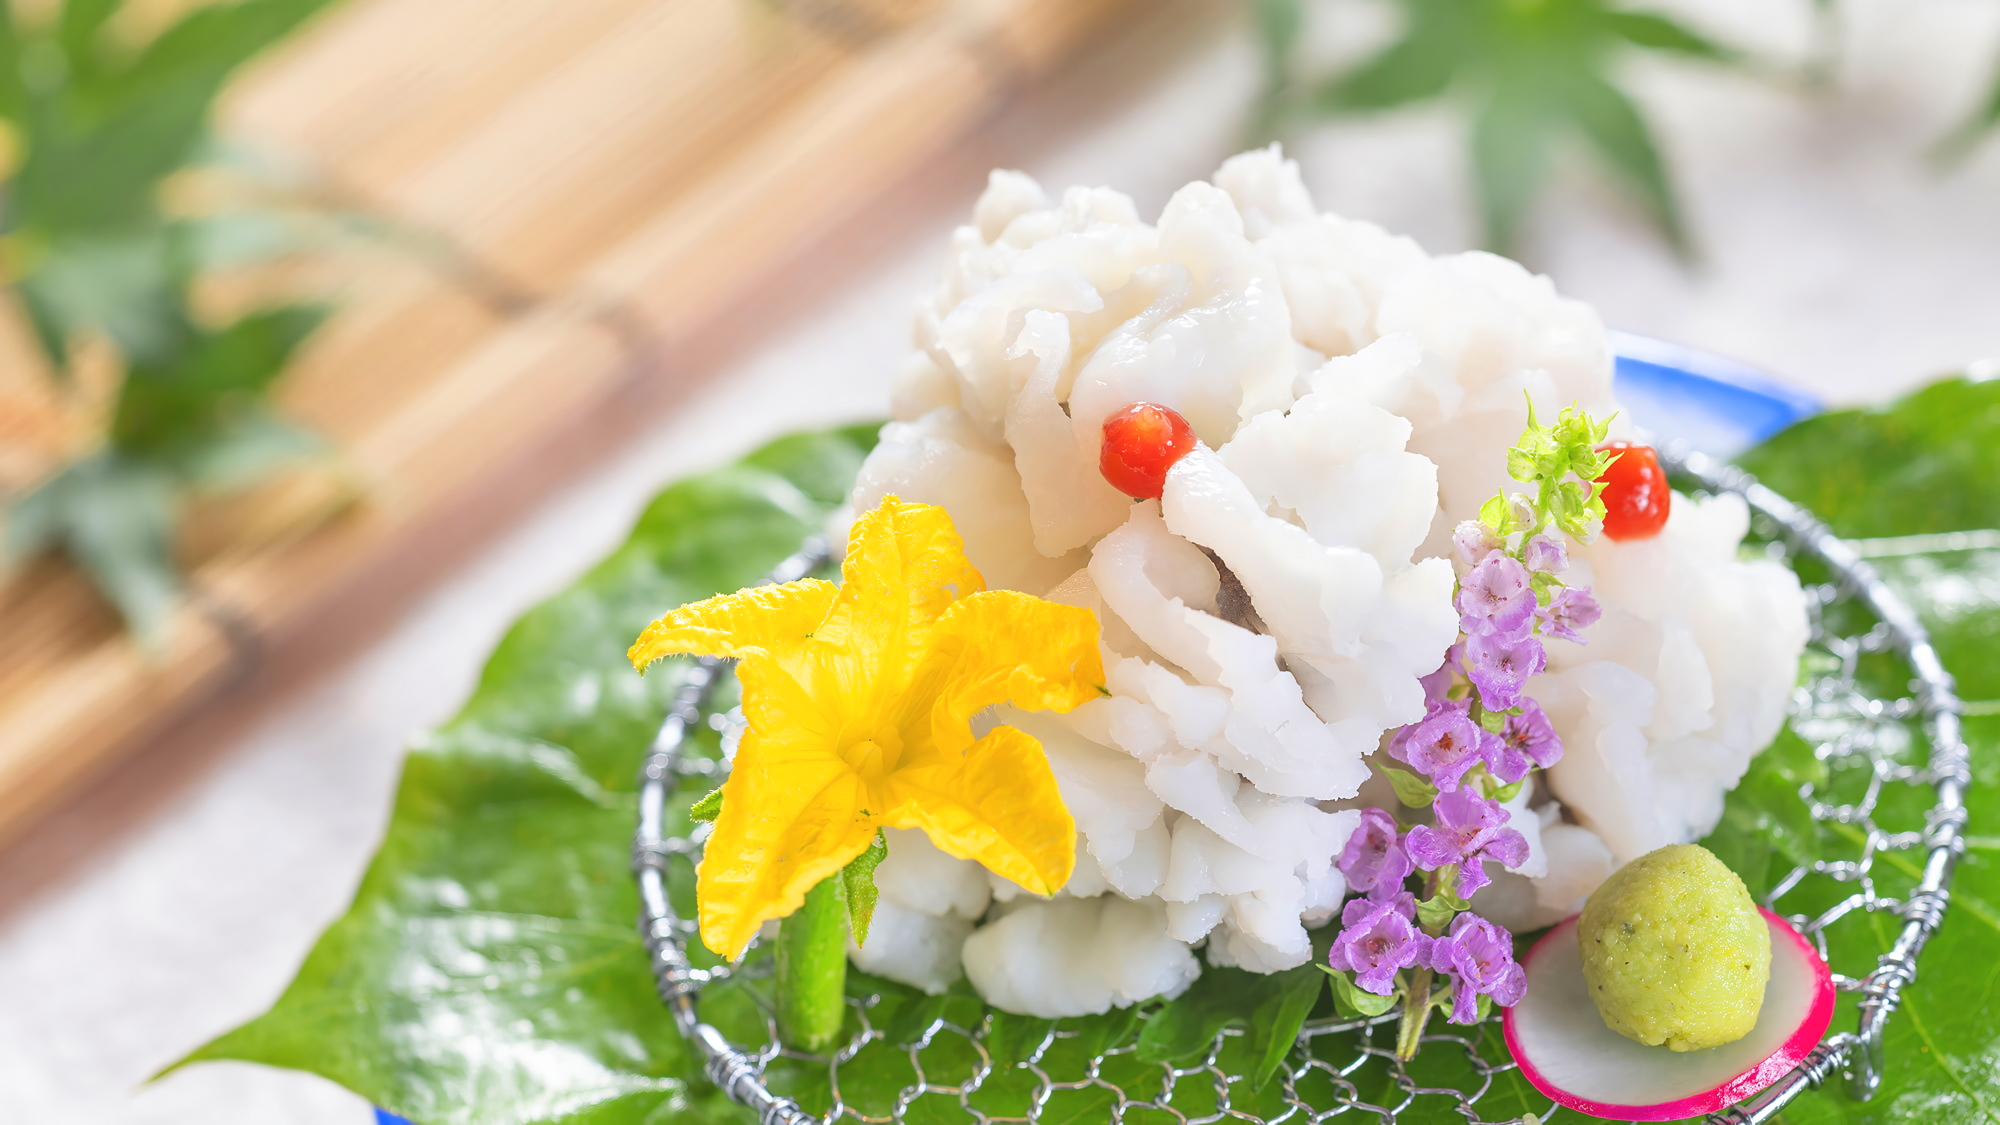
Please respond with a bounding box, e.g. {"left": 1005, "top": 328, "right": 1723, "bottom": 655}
{"left": 0, "top": 0, "right": 1149, "bottom": 846}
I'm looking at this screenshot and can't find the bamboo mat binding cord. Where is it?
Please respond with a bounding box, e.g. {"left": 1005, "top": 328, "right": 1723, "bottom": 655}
{"left": 0, "top": 0, "right": 1145, "bottom": 846}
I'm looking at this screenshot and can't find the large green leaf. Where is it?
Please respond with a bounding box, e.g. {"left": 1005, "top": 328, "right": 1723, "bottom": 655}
{"left": 180, "top": 425, "right": 880, "bottom": 1123}
{"left": 189, "top": 373, "right": 2000, "bottom": 1124}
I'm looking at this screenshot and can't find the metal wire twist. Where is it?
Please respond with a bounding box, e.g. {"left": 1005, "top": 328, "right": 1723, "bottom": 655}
{"left": 634, "top": 451, "right": 1968, "bottom": 1124}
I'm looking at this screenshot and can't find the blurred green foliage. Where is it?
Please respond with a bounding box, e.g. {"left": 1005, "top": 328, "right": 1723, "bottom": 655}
{"left": 0, "top": 0, "right": 339, "bottom": 643}
{"left": 1254, "top": 0, "right": 1736, "bottom": 256}
{"left": 1254, "top": 0, "right": 2000, "bottom": 257}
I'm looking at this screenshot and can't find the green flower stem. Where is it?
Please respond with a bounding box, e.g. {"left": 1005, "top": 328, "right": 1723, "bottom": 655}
{"left": 1396, "top": 868, "right": 1454, "bottom": 1061}
{"left": 776, "top": 875, "right": 850, "bottom": 1053}
{"left": 1395, "top": 966, "right": 1433, "bottom": 1060}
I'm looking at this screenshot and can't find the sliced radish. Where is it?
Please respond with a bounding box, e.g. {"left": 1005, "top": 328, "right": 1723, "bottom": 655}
{"left": 1503, "top": 907, "right": 1835, "bottom": 1121}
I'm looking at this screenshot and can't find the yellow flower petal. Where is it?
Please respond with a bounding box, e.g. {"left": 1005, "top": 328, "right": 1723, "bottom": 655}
{"left": 627, "top": 578, "right": 837, "bottom": 671}
{"left": 885, "top": 723, "right": 1076, "bottom": 895}
{"left": 812, "top": 496, "right": 983, "bottom": 702}
{"left": 697, "top": 661, "right": 878, "bottom": 959}
{"left": 899, "top": 590, "right": 1106, "bottom": 758}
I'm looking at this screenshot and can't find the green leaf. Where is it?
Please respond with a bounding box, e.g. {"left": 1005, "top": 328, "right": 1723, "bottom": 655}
{"left": 176, "top": 424, "right": 878, "bottom": 1124}
{"left": 1557, "top": 67, "right": 1688, "bottom": 254}
{"left": 1319, "top": 966, "right": 1398, "bottom": 1018}
{"left": 113, "top": 303, "right": 326, "bottom": 457}
{"left": 1137, "top": 959, "right": 1322, "bottom": 1089}
{"left": 842, "top": 829, "right": 888, "bottom": 949}
{"left": 1736, "top": 377, "right": 2000, "bottom": 540}
{"left": 15, "top": 232, "right": 189, "bottom": 366}
{"left": 99, "top": 0, "right": 338, "bottom": 110}
{"left": 1470, "top": 81, "right": 1557, "bottom": 256}
{"left": 687, "top": 787, "right": 724, "bottom": 822}
{"left": 1935, "top": 50, "right": 2000, "bottom": 165}
{"left": 1250, "top": 0, "right": 1304, "bottom": 88}
{"left": 1414, "top": 894, "right": 1459, "bottom": 932}
{"left": 57, "top": 0, "right": 121, "bottom": 73}
{"left": 6, "top": 451, "right": 180, "bottom": 643}
{"left": 0, "top": 9, "right": 25, "bottom": 124}
{"left": 1416, "top": 876, "right": 1472, "bottom": 932}
{"left": 1603, "top": 11, "right": 1736, "bottom": 61}
{"left": 17, "top": 81, "right": 217, "bottom": 235}
{"left": 173, "top": 407, "right": 326, "bottom": 492}
{"left": 1698, "top": 725, "right": 1824, "bottom": 894}
{"left": 1313, "top": 7, "right": 1466, "bottom": 112}
{"left": 1294, "top": 0, "right": 1732, "bottom": 256}
{"left": 984, "top": 1010, "right": 1057, "bottom": 1069}
{"left": 1381, "top": 765, "right": 1438, "bottom": 808}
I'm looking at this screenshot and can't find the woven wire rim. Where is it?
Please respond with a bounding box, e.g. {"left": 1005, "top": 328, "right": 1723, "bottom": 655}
{"left": 632, "top": 449, "right": 1969, "bottom": 1125}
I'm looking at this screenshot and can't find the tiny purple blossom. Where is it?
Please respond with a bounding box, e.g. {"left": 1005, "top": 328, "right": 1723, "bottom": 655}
{"left": 1453, "top": 520, "right": 1501, "bottom": 566}
{"left": 1418, "top": 653, "right": 1460, "bottom": 707}
{"left": 1505, "top": 698, "right": 1562, "bottom": 771}
{"left": 1328, "top": 897, "right": 1433, "bottom": 995}
{"left": 1524, "top": 534, "right": 1568, "bottom": 574}
{"left": 1343, "top": 891, "right": 1415, "bottom": 927}
{"left": 1537, "top": 585, "right": 1602, "bottom": 644}
{"left": 1483, "top": 699, "right": 1560, "bottom": 784}
{"left": 1485, "top": 732, "right": 1531, "bottom": 786}
{"left": 1388, "top": 702, "right": 1494, "bottom": 793}
{"left": 1339, "top": 808, "right": 1414, "bottom": 899}
{"left": 1457, "top": 555, "right": 1536, "bottom": 639}
{"left": 1465, "top": 631, "right": 1546, "bottom": 711}
{"left": 1432, "top": 912, "right": 1527, "bottom": 1023}
{"left": 1404, "top": 789, "right": 1531, "bottom": 897}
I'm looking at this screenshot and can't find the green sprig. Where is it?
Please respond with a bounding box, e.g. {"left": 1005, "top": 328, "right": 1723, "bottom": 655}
{"left": 1477, "top": 398, "right": 1617, "bottom": 544}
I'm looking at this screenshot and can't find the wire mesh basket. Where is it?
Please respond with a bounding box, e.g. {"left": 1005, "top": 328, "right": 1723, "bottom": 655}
{"left": 631, "top": 446, "right": 1968, "bottom": 1125}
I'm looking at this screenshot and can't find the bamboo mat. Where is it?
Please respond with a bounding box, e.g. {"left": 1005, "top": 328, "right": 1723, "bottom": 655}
{"left": 0, "top": 0, "right": 1147, "bottom": 846}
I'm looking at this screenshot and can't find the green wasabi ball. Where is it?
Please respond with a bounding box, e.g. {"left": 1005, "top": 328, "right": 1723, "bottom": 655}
{"left": 1578, "top": 844, "right": 1771, "bottom": 1052}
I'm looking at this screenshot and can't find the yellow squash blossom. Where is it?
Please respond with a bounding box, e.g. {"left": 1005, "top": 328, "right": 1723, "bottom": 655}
{"left": 628, "top": 495, "right": 1105, "bottom": 959}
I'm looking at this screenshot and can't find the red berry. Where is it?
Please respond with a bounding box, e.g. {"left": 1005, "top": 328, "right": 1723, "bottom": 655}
{"left": 1100, "top": 402, "right": 1197, "bottom": 500}
{"left": 1595, "top": 441, "right": 1671, "bottom": 540}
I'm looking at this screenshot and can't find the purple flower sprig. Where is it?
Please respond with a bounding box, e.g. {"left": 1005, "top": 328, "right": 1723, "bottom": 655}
{"left": 1421, "top": 403, "right": 1618, "bottom": 801}
{"left": 1325, "top": 405, "right": 1614, "bottom": 1058}
{"left": 1330, "top": 803, "right": 1529, "bottom": 1051}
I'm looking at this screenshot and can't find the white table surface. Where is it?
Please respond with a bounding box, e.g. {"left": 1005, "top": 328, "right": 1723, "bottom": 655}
{"left": 5, "top": 1, "right": 1999, "bottom": 1120}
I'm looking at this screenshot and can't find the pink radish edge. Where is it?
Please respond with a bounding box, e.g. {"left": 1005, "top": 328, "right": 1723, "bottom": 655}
{"left": 1501, "top": 907, "right": 1836, "bottom": 1121}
